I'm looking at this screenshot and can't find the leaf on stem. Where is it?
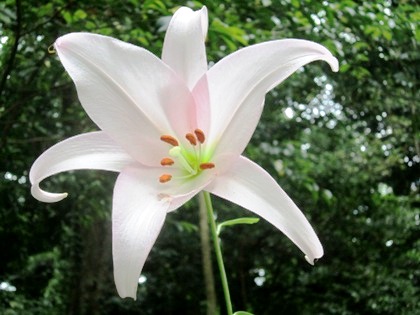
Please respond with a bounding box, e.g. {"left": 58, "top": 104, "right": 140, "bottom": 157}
{"left": 216, "top": 217, "right": 260, "bottom": 236}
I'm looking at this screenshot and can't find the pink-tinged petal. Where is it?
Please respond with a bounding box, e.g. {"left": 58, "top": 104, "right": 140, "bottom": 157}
{"left": 162, "top": 6, "right": 208, "bottom": 90}
{"left": 162, "top": 167, "right": 217, "bottom": 212}
{"left": 112, "top": 168, "right": 170, "bottom": 299}
{"left": 206, "top": 156, "right": 323, "bottom": 264}
{"left": 112, "top": 164, "right": 209, "bottom": 297}
{"left": 194, "top": 39, "right": 339, "bottom": 160}
{"left": 54, "top": 33, "right": 196, "bottom": 166}
{"left": 30, "top": 131, "right": 136, "bottom": 203}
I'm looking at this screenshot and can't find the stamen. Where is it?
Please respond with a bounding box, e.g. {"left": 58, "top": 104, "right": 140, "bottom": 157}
{"left": 160, "top": 135, "right": 179, "bottom": 146}
{"left": 185, "top": 133, "right": 197, "bottom": 146}
{"left": 160, "top": 158, "right": 174, "bottom": 166}
{"left": 194, "top": 129, "right": 205, "bottom": 143}
{"left": 200, "top": 162, "right": 215, "bottom": 170}
{"left": 159, "top": 128, "right": 211, "bottom": 184}
{"left": 159, "top": 174, "right": 172, "bottom": 183}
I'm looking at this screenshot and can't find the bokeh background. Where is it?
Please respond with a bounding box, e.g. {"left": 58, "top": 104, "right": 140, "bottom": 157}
{"left": 0, "top": 0, "right": 418, "bottom": 314}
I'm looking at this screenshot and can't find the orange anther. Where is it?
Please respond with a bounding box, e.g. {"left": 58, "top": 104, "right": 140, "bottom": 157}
{"left": 185, "top": 133, "right": 197, "bottom": 146}
{"left": 160, "top": 158, "right": 174, "bottom": 166}
{"left": 194, "top": 129, "right": 205, "bottom": 143}
{"left": 160, "top": 135, "right": 179, "bottom": 146}
{"left": 159, "top": 174, "right": 172, "bottom": 183}
{"left": 199, "top": 162, "right": 215, "bottom": 170}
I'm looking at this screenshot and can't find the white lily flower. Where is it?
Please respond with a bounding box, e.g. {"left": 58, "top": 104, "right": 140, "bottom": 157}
{"left": 30, "top": 6, "right": 338, "bottom": 299}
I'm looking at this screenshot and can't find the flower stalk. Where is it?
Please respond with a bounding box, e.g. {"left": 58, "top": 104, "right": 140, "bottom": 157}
{"left": 202, "top": 191, "right": 233, "bottom": 315}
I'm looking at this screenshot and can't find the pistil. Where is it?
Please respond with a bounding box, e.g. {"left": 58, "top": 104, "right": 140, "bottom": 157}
{"left": 169, "top": 146, "right": 197, "bottom": 175}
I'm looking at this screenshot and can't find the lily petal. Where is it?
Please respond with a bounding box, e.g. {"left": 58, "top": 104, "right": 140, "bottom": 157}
{"left": 55, "top": 33, "right": 196, "bottom": 166}
{"left": 163, "top": 167, "right": 217, "bottom": 212}
{"left": 30, "top": 131, "right": 136, "bottom": 203}
{"left": 206, "top": 155, "right": 323, "bottom": 264}
{"left": 162, "top": 6, "right": 208, "bottom": 90}
{"left": 194, "top": 39, "right": 339, "bottom": 160}
{"left": 112, "top": 168, "right": 169, "bottom": 299}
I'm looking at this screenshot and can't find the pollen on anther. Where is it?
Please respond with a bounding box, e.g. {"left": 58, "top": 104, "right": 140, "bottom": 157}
{"left": 185, "top": 133, "right": 197, "bottom": 146}
{"left": 199, "top": 162, "right": 215, "bottom": 170}
{"left": 159, "top": 174, "right": 172, "bottom": 183}
{"left": 160, "top": 158, "right": 174, "bottom": 166}
{"left": 194, "top": 129, "right": 205, "bottom": 143}
{"left": 160, "top": 135, "right": 179, "bottom": 146}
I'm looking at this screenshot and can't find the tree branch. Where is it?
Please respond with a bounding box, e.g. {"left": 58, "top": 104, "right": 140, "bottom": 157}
{"left": 0, "top": 0, "right": 22, "bottom": 97}
{"left": 199, "top": 193, "right": 218, "bottom": 315}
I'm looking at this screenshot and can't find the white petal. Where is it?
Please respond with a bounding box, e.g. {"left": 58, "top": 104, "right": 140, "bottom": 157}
{"left": 163, "top": 168, "right": 217, "bottom": 212}
{"left": 112, "top": 168, "right": 169, "bottom": 299}
{"left": 206, "top": 156, "right": 323, "bottom": 264}
{"left": 194, "top": 39, "right": 339, "bottom": 160}
{"left": 29, "top": 132, "right": 136, "bottom": 203}
{"left": 55, "top": 33, "right": 196, "bottom": 166}
{"left": 162, "top": 6, "right": 208, "bottom": 89}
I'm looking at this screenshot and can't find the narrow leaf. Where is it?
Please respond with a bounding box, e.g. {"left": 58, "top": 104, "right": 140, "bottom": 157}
{"left": 217, "top": 217, "right": 260, "bottom": 235}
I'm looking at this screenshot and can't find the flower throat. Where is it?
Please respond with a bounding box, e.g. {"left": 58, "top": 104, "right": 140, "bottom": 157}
{"left": 159, "top": 129, "right": 215, "bottom": 183}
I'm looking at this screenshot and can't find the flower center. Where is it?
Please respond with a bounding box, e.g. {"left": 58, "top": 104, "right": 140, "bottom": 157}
{"left": 159, "top": 129, "right": 215, "bottom": 183}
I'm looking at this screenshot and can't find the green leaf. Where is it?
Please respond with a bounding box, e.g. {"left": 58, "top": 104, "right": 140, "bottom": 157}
{"left": 61, "top": 10, "right": 72, "bottom": 24}
{"left": 409, "top": 11, "right": 420, "bottom": 21}
{"left": 415, "top": 28, "right": 420, "bottom": 42}
{"left": 211, "top": 19, "right": 248, "bottom": 47}
{"left": 217, "top": 217, "right": 260, "bottom": 235}
{"left": 143, "top": 0, "right": 167, "bottom": 12}
{"left": 233, "top": 311, "right": 255, "bottom": 315}
{"left": 74, "top": 9, "right": 87, "bottom": 21}
{"left": 175, "top": 220, "right": 198, "bottom": 233}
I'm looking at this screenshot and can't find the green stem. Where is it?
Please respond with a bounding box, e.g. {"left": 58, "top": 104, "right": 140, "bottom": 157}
{"left": 201, "top": 191, "right": 233, "bottom": 315}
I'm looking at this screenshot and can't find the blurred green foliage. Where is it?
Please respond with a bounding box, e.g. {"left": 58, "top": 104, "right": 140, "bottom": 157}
{"left": 0, "top": 0, "right": 418, "bottom": 314}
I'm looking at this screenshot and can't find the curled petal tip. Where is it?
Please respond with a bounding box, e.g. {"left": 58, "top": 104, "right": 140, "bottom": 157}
{"left": 31, "top": 184, "right": 68, "bottom": 203}
{"left": 330, "top": 56, "right": 339, "bottom": 72}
